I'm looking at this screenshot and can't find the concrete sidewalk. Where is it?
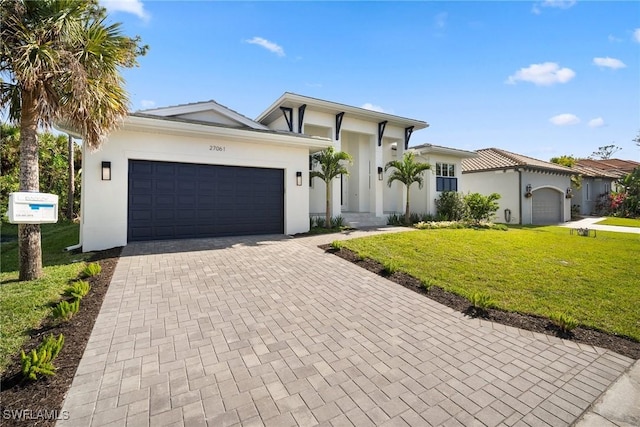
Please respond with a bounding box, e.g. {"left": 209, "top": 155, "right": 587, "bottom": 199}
{"left": 58, "top": 229, "right": 636, "bottom": 426}
{"left": 562, "top": 217, "right": 640, "bottom": 234}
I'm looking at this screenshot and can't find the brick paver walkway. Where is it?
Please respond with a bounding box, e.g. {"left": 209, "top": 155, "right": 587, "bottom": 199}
{"left": 58, "top": 232, "right": 633, "bottom": 426}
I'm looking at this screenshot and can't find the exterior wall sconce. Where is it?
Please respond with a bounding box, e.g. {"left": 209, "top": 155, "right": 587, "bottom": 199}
{"left": 101, "top": 161, "right": 111, "bottom": 181}
{"left": 377, "top": 167, "right": 383, "bottom": 181}
{"left": 524, "top": 184, "right": 532, "bottom": 198}
{"left": 296, "top": 171, "right": 302, "bottom": 186}
{"left": 566, "top": 187, "right": 573, "bottom": 198}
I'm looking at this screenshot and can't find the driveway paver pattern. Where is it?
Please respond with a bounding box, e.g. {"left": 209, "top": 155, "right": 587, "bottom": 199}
{"left": 58, "top": 232, "right": 634, "bottom": 427}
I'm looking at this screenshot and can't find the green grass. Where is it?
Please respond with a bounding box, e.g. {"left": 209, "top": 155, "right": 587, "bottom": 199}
{"left": 596, "top": 217, "right": 640, "bottom": 228}
{"left": 0, "top": 263, "right": 85, "bottom": 374}
{"left": 0, "top": 222, "right": 93, "bottom": 374}
{"left": 338, "top": 226, "right": 640, "bottom": 341}
{"left": 1, "top": 221, "right": 91, "bottom": 272}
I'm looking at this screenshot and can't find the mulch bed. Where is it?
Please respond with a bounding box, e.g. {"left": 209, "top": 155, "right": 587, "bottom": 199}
{"left": 0, "top": 247, "right": 121, "bottom": 426}
{"left": 321, "top": 245, "right": 640, "bottom": 360}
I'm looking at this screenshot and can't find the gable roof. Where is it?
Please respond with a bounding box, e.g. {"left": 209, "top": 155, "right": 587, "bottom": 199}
{"left": 570, "top": 164, "right": 625, "bottom": 179}
{"left": 462, "top": 148, "right": 574, "bottom": 174}
{"left": 139, "top": 100, "right": 269, "bottom": 130}
{"left": 411, "top": 143, "right": 478, "bottom": 159}
{"left": 576, "top": 158, "right": 639, "bottom": 175}
{"left": 256, "top": 92, "right": 428, "bottom": 131}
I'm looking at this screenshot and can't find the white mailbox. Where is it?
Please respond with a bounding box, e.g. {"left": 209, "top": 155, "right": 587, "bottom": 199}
{"left": 7, "top": 192, "right": 59, "bottom": 224}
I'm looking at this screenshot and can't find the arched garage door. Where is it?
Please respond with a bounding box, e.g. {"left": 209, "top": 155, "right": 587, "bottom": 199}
{"left": 128, "top": 160, "right": 284, "bottom": 241}
{"left": 532, "top": 188, "right": 561, "bottom": 225}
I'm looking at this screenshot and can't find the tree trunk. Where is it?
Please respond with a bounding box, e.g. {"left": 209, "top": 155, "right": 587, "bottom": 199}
{"left": 325, "top": 178, "right": 331, "bottom": 228}
{"left": 67, "top": 135, "right": 74, "bottom": 220}
{"left": 405, "top": 185, "right": 411, "bottom": 225}
{"left": 18, "top": 90, "right": 42, "bottom": 281}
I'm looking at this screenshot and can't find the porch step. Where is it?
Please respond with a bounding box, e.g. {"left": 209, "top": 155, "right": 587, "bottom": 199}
{"left": 341, "top": 212, "right": 389, "bottom": 229}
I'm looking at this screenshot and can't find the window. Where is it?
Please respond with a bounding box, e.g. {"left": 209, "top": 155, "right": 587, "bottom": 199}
{"left": 436, "top": 162, "right": 457, "bottom": 192}
{"left": 585, "top": 183, "right": 591, "bottom": 201}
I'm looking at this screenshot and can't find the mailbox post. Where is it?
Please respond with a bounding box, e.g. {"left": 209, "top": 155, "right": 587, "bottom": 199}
{"left": 7, "top": 192, "right": 59, "bottom": 224}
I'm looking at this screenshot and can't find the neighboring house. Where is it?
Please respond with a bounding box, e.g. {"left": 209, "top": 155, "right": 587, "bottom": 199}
{"left": 576, "top": 158, "right": 640, "bottom": 175}
{"left": 570, "top": 163, "right": 623, "bottom": 216}
{"left": 462, "top": 148, "right": 575, "bottom": 225}
{"left": 63, "top": 92, "right": 476, "bottom": 251}
{"left": 568, "top": 158, "right": 639, "bottom": 216}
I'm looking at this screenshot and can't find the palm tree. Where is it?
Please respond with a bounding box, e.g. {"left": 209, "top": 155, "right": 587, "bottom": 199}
{"left": 310, "top": 146, "right": 353, "bottom": 228}
{"left": 0, "top": 0, "right": 146, "bottom": 280}
{"left": 385, "top": 151, "right": 431, "bottom": 225}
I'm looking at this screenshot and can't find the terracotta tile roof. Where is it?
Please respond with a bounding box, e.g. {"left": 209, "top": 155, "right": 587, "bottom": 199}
{"left": 571, "top": 164, "right": 626, "bottom": 179}
{"left": 461, "top": 148, "right": 574, "bottom": 174}
{"left": 576, "top": 159, "right": 639, "bottom": 174}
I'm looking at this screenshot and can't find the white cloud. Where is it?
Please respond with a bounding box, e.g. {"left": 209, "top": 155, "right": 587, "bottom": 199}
{"left": 608, "top": 34, "right": 622, "bottom": 43}
{"left": 588, "top": 117, "right": 605, "bottom": 128}
{"left": 100, "top": 0, "right": 149, "bottom": 21}
{"left": 532, "top": 0, "right": 576, "bottom": 14}
{"left": 506, "top": 62, "right": 576, "bottom": 86}
{"left": 140, "top": 100, "right": 156, "bottom": 109}
{"left": 634, "top": 28, "right": 640, "bottom": 43}
{"left": 434, "top": 12, "right": 448, "bottom": 29}
{"left": 593, "top": 57, "right": 626, "bottom": 69}
{"left": 245, "top": 37, "right": 285, "bottom": 57}
{"left": 549, "top": 113, "right": 580, "bottom": 126}
{"left": 541, "top": 0, "right": 576, "bottom": 9}
{"left": 361, "top": 103, "right": 386, "bottom": 113}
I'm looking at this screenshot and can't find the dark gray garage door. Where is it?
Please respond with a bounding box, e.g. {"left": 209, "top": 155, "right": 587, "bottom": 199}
{"left": 128, "top": 160, "right": 284, "bottom": 241}
{"left": 532, "top": 188, "right": 561, "bottom": 225}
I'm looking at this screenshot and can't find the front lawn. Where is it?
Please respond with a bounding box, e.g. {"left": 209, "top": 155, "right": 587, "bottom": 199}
{"left": 338, "top": 226, "right": 640, "bottom": 341}
{"left": 0, "top": 222, "right": 93, "bottom": 374}
{"left": 596, "top": 217, "right": 640, "bottom": 228}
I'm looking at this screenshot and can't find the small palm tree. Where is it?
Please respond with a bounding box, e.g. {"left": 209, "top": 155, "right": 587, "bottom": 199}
{"left": 0, "top": 0, "right": 146, "bottom": 280}
{"left": 310, "top": 146, "right": 353, "bottom": 228}
{"left": 385, "top": 151, "right": 431, "bottom": 225}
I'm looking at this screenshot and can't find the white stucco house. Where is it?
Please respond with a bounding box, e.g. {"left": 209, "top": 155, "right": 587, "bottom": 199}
{"left": 462, "top": 148, "right": 575, "bottom": 225}
{"left": 69, "top": 93, "right": 476, "bottom": 251}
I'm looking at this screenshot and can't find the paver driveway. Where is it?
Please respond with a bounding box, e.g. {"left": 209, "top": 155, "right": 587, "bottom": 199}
{"left": 58, "top": 231, "right": 633, "bottom": 427}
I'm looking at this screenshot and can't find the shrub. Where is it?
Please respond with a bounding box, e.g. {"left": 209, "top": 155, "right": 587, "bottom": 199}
{"left": 309, "top": 216, "right": 316, "bottom": 228}
{"left": 408, "top": 212, "right": 421, "bottom": 225}
{"left": 52, "top": 299, "right": 80, "bottom": 321}
{"left": 464, "top": 192, "right": 501, "bottom": 225}
{"left": 387, "top": 213, "right": 403, "bottom": 226}
{"left": 436, "top": 191, "right": 466, "bottom": 221}
{"left": 549, "top": 312, "right": 578, "bottom": 333}
{"left": 422, "top": 278, "right": 436, "bottom": 291}
{"left": 21, "top": 334, "right": 65, "bottom": 380}
{"left": 419, "top": 213, "right": 437, "bottom": 222}
{"left": 331, "top": 215, "right": 345, "bottom": 228}
{"left": 381, "top": 259, "right": 399, "bottom": 275}
{"left": 315, "top": 217, "right": 326, "bottom": 228}
{"left": 469, "top": 292, "right": 495, "bottom": 310}
{"left": 82, "top": 262, "right": 101, "bottom": 277}
{"left": 330, "top": 241, "right": 343, "bottom": 250}
{"left": 65, "top": 280, "right": 91, "bottom": 299}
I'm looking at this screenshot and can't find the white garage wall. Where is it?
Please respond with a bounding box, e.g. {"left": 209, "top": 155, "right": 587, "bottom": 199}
{"left": 461, "top": 169, "right": 521, "bottom": 224}
{"left": 81, "top": 125, "right": 313, "bottom": 251}
{"left": 521, "top": 171, "right": 572, "bottom": 225}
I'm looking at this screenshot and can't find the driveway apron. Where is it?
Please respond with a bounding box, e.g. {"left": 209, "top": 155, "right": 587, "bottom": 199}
{"left": 58, "top": 233, "right": 634, "bottom": 427}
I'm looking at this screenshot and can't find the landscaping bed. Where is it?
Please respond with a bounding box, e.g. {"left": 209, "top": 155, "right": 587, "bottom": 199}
{"left": 0, "top": 247, "right": 121, "bottom": 427}
{"left": 322, "top": 244, "right": 640, "bottom": 360}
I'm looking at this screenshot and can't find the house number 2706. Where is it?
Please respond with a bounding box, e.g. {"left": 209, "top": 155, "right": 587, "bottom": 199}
{"left": 209, "top": 145, "right": 226, "bottom": 152}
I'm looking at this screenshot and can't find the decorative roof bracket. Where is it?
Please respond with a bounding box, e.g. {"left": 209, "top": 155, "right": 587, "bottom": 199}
{"left": 378, "top": 121, "right": 388, "bottom": 147}
{"left": 298, "top": 104, "right": 306, "bottom": 134}
{"left": 335, "top": 112, "right": 345, "bottom": 140}
{"left": 405, "top": 126, "right": 414, "bottom": 149}
{"left": 280, "top": 107, "right": 293, "bottom": 132}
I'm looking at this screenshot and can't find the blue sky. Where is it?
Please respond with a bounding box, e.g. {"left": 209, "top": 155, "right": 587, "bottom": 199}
{"left": 101, "top": 0, "right": 640, "bottom": 161}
